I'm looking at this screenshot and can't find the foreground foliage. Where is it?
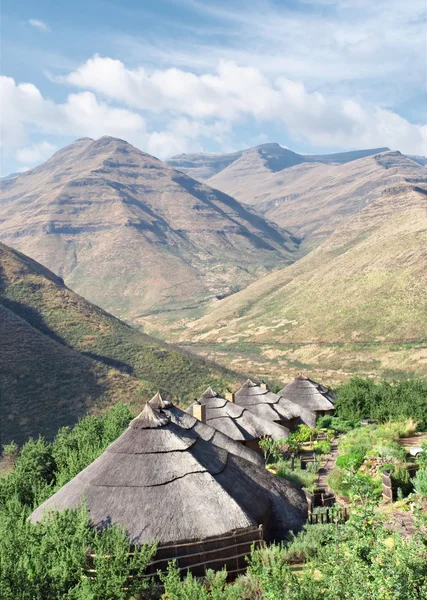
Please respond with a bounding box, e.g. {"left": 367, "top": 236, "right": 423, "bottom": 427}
{"left": 161, "top": 507, "right": 427, "bottom": 599}
{"left": 335, "top": 378, "right": 427, "bottom": 428}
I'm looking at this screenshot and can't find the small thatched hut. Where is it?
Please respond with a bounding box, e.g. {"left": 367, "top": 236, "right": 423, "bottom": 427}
{"left": 30, "top": 397, "right": 307, "bottom": 577}
{"left": 279, "top": 374, "right": 335, "bottom": 427}
{"left": 150, "top": 392, "right": 264, "bottom": 466}
{"left": 186, "top": 387, "right": 290, "bottom": 453}
{"left": 234, "top": 379, "right": 302, "bottom": 431}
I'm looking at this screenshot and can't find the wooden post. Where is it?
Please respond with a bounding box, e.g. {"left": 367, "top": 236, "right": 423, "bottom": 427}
{"left": 260, "top": 381, "right": 269, "bottom": 390}
{"left": 225, "top": 392, "right": 235, "bottom": 403}
{"left": 193, "top": 403, "right": 206, "bottom": 423}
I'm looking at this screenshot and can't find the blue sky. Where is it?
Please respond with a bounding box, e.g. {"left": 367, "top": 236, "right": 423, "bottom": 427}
{"left": 2, "top": 0, "right": 426, "bottom": 175}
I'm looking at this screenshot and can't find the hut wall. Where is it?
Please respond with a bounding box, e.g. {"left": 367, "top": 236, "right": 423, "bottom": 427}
{"left": 242, "top": 438, "right": 263, "bottom": 455}
{"left": 147, "top": 526, "right": 264, "bottom": 578}
{"left": 276, "top": 417, "right": 299, "bottom": 431}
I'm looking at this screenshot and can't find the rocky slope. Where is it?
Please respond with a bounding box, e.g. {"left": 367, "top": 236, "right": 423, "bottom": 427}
{"left": 170, "top": 145, "right": 426, "bottom": 249}
{"left": 160, "top": 178, "right": 427, "bottom": 382}
{"left": 0, "top": 242, "right": 242, "bottom": 445}
{"left": 0, "top": 137, "right": 299, "bottom": 321}
{"left": 169, "top": 143, "right": 389, "bottom": 181}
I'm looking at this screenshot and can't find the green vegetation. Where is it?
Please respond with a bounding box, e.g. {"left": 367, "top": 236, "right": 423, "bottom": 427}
{"left": 327, "top": 419, "right": 425, "bottom": 503}
{"left": 0, "top": 405, "right": 156, "bottom": 599}
{"left": 276, "top": 462, "right": 319, "bottom": 491}
{"left": 0, "top": 243, "right": 241, "bottom": 444}
{"left": 1, "top": 404, "right": 427, "bottom": 598}
{"left": 335, "top": 378, "right": 427, "bottom": 428}
{"left": 159, "top": 506, "right": 427, "bottom": 599}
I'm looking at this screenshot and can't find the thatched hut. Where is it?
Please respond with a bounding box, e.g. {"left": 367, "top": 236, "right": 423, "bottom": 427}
{"left": 279, "top": 374, "right": 335, "bottom": 427}
{"left": 186, "top": 387, "right": 290, "bottom": 453}
{"left": 150, "top": 392, "right": 264, "bottom": 466}
{"left": 234, "top": 379, "right": 302, "bottom": 431}
{"left": 30, "top": 397, "right": 307, "bottom": 577}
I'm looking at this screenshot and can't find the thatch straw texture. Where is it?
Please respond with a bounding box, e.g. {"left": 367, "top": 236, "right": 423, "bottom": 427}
{"left": 150, "top": 393, "right": 264, "bottom": 466}
{"left": 279, "top": 374, "right": 335, "bottom": 415}
{"left": 234, "top": 379, "right": 302, "bottom": 424}
{"left": 187, "top": 387, "right": 290, "bottom": 442}
{"left": 30, "top": 398, "right": 307, "bottom": 549}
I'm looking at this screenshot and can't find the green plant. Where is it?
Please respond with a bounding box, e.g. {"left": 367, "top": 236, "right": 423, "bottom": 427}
{"left": 373, "top": 441, "right": 407, "bottom": 462}
{"left": 412, "top": 468, "right": 427, "bottom": 496}
{"left": 314, "top": 441, "right": 331, "bottom": 455}
{"left": 335, "top": 377, "right": 427, "bottom": 428}
{"left": 258, "top": 436, "right": 287, "bottom": 464}
{"left": 327, "top": 468, "right": 352, "bottom": 497}
{"left": 336, "top": 452, "right": 364, "bottom": 471}
{"left": 276, "top": 464, "right": 318, "bottom": 491}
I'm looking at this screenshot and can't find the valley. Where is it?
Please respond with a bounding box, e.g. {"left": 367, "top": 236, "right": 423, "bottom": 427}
{"left": 1, "top": 138, "right": 426, "bottom": 401}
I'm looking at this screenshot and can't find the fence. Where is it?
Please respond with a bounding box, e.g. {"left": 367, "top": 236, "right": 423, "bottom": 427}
{"left": 307, "top": 507, "right": 350, "bottom": 525}
{"left": 86, "top": 525, "right": 264, "bottom": 581}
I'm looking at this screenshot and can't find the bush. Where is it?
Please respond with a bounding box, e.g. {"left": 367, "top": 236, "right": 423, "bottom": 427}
{"left": 391, "top": 466, "right": 412, "bottom": 497}
{"left": 327, "top": 468, "right": 352, "bottom": 497}
{"left": 314, "top": 441, "right": 331, "bottom": 455}
{"left": 336, "top": 452, "right": 364, "bottom": 471}
{"left": 373, "top": 441, "right": 407, "bottom": 462}
{"left": 335, "top": 377, "right": 427, "bottom": 428}
{"left": 276, "top": 464, "right": 318, "bottom": 491}
{"left": 316, "top": 415, "right": 332, "bottom": 429}
{"left": 412, "top": 469, "right": 427, "bottom": 496}
{"left": 293, "top": 424, "right": 314, "bottom": 444}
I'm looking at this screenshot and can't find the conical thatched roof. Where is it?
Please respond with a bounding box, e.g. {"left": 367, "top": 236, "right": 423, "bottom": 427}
{"left": 279, "top": 374, "right": 335, "bottom": 414}
{"left": 30, "top": 399, "right": 307, "bottom": 545}
{"left": 150, "top": 393, "right": 264, "bottom": 466}
{"left": 186, "top": 387, "right": 290, "bottom": 441}
{"left": 234, "top": 379, "right": 302, "bottom": 423}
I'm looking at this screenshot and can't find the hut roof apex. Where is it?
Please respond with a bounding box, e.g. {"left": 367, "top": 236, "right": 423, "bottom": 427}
{"left": 148, "top": 392, "right": 171, "bottom": 411}
{"left": 200, "top": 386, "right": 220, "bottom": 399}
{"left": 134, "top": 402, "right": 170, "bottom": 428}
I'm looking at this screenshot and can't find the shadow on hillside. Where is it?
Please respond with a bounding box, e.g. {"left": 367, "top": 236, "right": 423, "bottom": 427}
{"left": 80, "top": 351, "right": 135, "bottom": 375}
{"left": 0, "top": 264, "right": 135, "bottom": 376}
{"left": 173, "top": 173, "right": 301, "bottom": 251}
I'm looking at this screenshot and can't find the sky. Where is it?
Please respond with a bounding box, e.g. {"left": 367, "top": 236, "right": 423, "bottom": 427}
{"left": 1, "top": 0, "right": 426, "bottom": 175}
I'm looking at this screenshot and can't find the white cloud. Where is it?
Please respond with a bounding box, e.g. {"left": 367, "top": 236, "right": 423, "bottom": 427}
{"left": 16, "top": 141, "right": 57, "bottom": 164}
{"left": 63, "top": 56, "right": 427, "bottom": 155}
{"left": 0, "top": 75, "right": 222, "bottom": 163}
{"left": 28, "top": 19, "right": 51, "bottom": 32}
{"left": 0, "top": 76, "right": 146, "bottom": 149}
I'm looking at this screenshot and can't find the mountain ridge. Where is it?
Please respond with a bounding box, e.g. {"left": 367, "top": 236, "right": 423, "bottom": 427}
{"left": 0, "top": 136, "right": 300, "bottom": 322}
{"left": 168, "top": 143, "right": 391, "bottom": 180}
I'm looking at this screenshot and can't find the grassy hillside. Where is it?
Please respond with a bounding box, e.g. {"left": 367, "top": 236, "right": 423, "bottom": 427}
{"left": 149, "top": 182, "right": 427, "bottom": 383}
{"left": 0, "top": 243, "right": 242, "bottom": 444}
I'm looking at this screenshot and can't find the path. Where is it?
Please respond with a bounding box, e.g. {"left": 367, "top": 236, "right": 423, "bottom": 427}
{"left": 398, "top": 431, "right": 427, "bottom": 450}
{"left": 317, "top": 438, "right": 339, "bottom": 490}
{"left": 385, "top": 512, "right": 418, "bottom": 539}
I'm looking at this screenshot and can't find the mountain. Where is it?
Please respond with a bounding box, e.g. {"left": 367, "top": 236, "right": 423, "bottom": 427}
{"left": 0, "top": 137, "right": 299, "bottom": 322}
{"left": 169, "top": 143, "right": 389, "bottom": 181}
{"left": 171, "top": 146, "right": 425, "bottom": 250}
{"left": 0, "top": 242, "right": 242, "bottom": 445}
{"left": 169, "top": 178, "right": 427, "bottom": 383}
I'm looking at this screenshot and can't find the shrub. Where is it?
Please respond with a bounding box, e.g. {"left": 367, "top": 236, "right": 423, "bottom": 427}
{"left": 335, "top": 377, "right": 427, "bottom": 428}
{"left": 293, "top": 424, "right": 314, "bottom": 444}
{"left": 314, "top": 441, "right": 331, "bottom": 455}
{"left": 373, "top": 441, "right": 407, "bottom": 462}
{"left": 336, "top": 452, "right": 364, "bottom": 471}
{"left": 276, "top": 464, "right": 318, "bottom": 491}
{"left": 412, "top": 469, "right": 427, "bottom": 496}
{"left": 283, "top": 523, "right": 338, "bottom": 563}
{"left": 327, "top": 468, "right": 352, "bottom": 497}
{"left": 379, "top": 463, "right": 396, "bottom": 473}
{"left": 316, "top": 415, "right": 332, "bottom": 429}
